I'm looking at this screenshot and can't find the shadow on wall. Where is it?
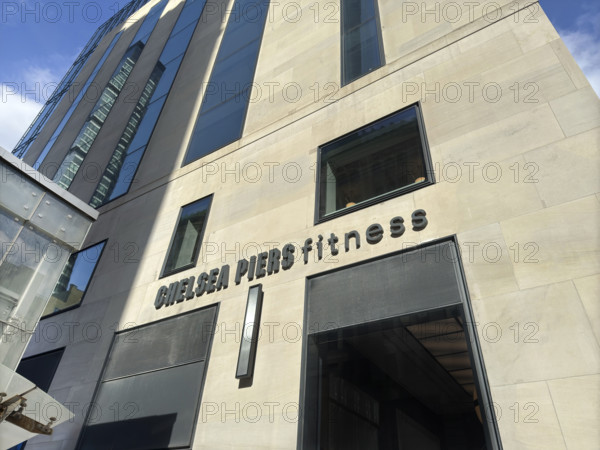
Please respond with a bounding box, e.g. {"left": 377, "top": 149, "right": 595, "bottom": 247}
{"left": 77, "top": 413, "right": 176, "bottom": 449}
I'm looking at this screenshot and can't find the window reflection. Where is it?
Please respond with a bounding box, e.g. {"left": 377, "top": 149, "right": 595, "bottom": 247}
{"left": 162, "top": 196, "right": 211, "bottom": 276}
{"left": 341, "top": 0, "right": 383, "bottom": 85}
{"left": 184, "top": 0, "right": 270, "bottom": 164}
{"left": 53, "top": 42, "right": 145, "bottom": 190}
{"left": 42, "top": 241, "right": 106, "bottom": 317}
{"left": 90, "top": 0, "right": 208, "bottom": 207}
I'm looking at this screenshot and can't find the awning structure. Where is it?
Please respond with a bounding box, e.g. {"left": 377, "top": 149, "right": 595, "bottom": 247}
{"left": 0, "top": 147, "right": 98, "bottom": 447}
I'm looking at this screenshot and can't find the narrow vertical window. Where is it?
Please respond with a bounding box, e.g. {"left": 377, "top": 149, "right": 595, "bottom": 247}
{"left": 51, "top": 0, "right": 168, "bottom": 190}
{"left": 341, "top": 0, "right": 384, "bottom": 85}
{"left": 90, "top": 0, "right": 209, "bottom": 207}
{"left": 52, "top": 43, "right": 145, "bottom": 190}
{"left": 11, "top": 0, "right": 151, "bottom": 160}
{"left": 162, "top": 195, "right": 212, "bottom": 277}
{"left": 183, "top": 0, "right": 270, "bottom": 165}
{"left": 33, "top": 32, "right": 123, "bottom": 169}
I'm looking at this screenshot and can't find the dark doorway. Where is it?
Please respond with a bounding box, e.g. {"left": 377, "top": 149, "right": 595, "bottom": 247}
{"left": 306, "top": 306, "right": 486, "bottom": 449}
{"left": 301, "top": 239, "right": 499, "bottom": 449}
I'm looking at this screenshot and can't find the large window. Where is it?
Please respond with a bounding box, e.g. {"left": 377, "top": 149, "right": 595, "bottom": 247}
{"left": 162, "top": 196, "right": 212, "bottom": 277}
{"left": 34, "top": 32, "right": 124, "bottom": 169}
{"left": 52, "top": 42, "right": 145, "bottom": 189}
{"left": 42, "top": 241, "right": 106, "bottom": 317}
{"left": 11, "top": 0, "right": 151, "bottom": 160}
{"left": 317, "top": 104, "right": 432, "bottom": 222}
{"left": 183, "top": 0, "right": 270, "bottom": 165}
{"left": 341, "top": 0, "right": 384, "bottom": 85}
{"left": 77, "top": 306, "right": 217, "bottom": 449}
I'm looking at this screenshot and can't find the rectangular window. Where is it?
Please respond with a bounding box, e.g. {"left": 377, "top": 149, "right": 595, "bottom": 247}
{"left": 183, "top": 0, "right": 270, "bottom": 165}
{"left": 316, "top": 104, "right": 432, "bottom": 222}
{"left": 162, "top": 195, "right": 212, "bottom": 277}
{"left": 51, "top": 0, "right": 169, "bottom": 190}
{"left": 42, "top": 241, "right": 106, "bottom": 317}
{"left": 76, "top": 306, "right": 217, "bottom": 449}
{"left": 341, "top": 0, "right": 384, "bottom": 85}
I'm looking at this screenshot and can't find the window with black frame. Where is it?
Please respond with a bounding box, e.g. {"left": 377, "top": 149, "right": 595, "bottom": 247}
{"left": 42, "top": 241, "right": 106, "bottom": 317}
{"left": 317, "top": 104, "right": 432, "bottom": 222}
{"left": 162, "top": 195, "right": 212, "bottom": 277}
{"left": 341, "top": 0, "right": 384, "bottom": 85}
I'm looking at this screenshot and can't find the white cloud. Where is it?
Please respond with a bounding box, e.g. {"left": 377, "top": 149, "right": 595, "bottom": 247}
{"left": 0, "top": 84, "right": 43, "bottom": 150}
{"left": 0, "top": 63, "right": 63, "bottom": 150}
{"left": 557, "top": 11, "right": 600, "bottom": 97}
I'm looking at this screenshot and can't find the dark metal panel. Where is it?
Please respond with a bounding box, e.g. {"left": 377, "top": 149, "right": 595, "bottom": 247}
{"left": 307, "top": 241, "right": 463, "bottom": 330}
{"left": 103, "top": 307, "right": 216, "bottom": 380}
{"left": 16, "top": 348, "right": 65, "bottom": 392}
{"left": 78, "top": 362, "right": 205, "bottom": 449}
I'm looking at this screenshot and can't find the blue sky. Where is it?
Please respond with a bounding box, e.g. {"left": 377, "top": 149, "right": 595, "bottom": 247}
{"left": 0, "top": 0, "right": 598, "bottom": 150}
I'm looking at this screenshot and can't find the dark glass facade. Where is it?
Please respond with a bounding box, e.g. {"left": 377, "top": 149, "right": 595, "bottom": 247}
{"left": 90, "top": 0, "right": 208, "bottom": 207}
{"left": 341, "top": 0, "right": 384, "bottom": 85}
{"left": 183, "top": 0, "right": 270, "bottom": 165}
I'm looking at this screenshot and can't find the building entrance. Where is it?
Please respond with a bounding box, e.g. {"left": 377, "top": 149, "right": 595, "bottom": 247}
{"left": 300, "top": 239, "right": 501, "bottom": 449}
{"left": 308, "top": 306, "right": 486, "bottom": 449}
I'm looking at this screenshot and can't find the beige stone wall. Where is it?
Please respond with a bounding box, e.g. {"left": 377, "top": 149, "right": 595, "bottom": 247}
{"left": 21, "top": 0, "right": 599, "bottom": 448}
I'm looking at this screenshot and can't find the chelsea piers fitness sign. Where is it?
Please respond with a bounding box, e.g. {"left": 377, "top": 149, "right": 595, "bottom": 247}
{"left": 154, "top": 210, "right": 428, "bottom": 309}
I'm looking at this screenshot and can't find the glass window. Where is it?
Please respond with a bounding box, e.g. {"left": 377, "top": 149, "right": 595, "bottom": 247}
{"left": 53, "top": 42, "right": 144, "bottom": 190}
{"left": 77, "top": 306, "right": 217, "bottom": 449}
{"left": 171, "top": 0, "right": 208, "bottom": 34}
{"left": 199, "top": 40, "right": 261, "bottom": 111}
{"left": 341, "top": 0, "right": 384, "bottom": 85}
{"left": 88, "top": 62, "right": 166, "bottom": 208}
{"left": 183, "top": 0, "right": 270, "bottom": 165}
{"left": 89, "top": 0, "right": 208, "bottom": 207}
{"left": 132, "top": 0, "right": 169, "bottom": 45}
{"left": 42, "top": 241, "right": 106, "bottom": 317}
{"left": 159, "top": 24, "right": 196, "bottom": 64}
{"left": 34, "top": 32, "right": 123, "bottom": 169}
{"left": 16, "top": 348, "right": 64, "bottom": 392}
{"left": 184, "top": 92, "right": 249, "bottom": 164}
{"left": 162, "top": 196, "right": 212, "bottom": 277}
{"left": 317, "top": 104, "right": 432, "bottom": 222}
{"left": 151, "top": 56, "right": 183, "bottom": 100}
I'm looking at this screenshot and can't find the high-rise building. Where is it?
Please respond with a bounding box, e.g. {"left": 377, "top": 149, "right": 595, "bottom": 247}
{"left": 5, "top": 0, "right": 600, "bottom": 448}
